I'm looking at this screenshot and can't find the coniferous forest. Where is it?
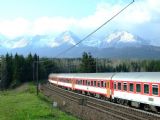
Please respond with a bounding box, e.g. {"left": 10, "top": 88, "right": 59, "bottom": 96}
{"left": 0, "top": 52, "right": 160, "bottom": 90}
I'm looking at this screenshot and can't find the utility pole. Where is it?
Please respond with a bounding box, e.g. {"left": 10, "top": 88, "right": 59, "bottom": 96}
{"left": 33, "top": 55, "right": 39, "bottom": 95}
{"left": 33, "top": 62, "right": 35, "bottom": 84}
{"left": 36, "top": 56, "right": 39, "bottom": 95}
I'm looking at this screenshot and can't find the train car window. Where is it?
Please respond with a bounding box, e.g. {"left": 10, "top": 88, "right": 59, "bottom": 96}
{"left": 129, "top": 83, "right": 134, "bottom": 92}
{"left": 118, "top": 82, "right": 121, "bottom": 90}
{"left": 85, "top": 80, "right": 87, "bottom": 85}
{"left": 144, "top": 84, "right": 149, "bottom": 94}
{"left": 101, "top": 81, "right": 104, "bottom": 88}
{"left": 94, "top": 81, "right": 96, "bottom": 87}
{"left": 152, "top": 85, "right": 158, "bottom": 95}
{"left": 87, "top": 81, "right": 90, "bottom": 86}
{"left": 136, "top": 84, "right": 141, "bottom": 93}
{"left": 104, "top": 82, "right": 106, "bottom": 88}
{"left": 98, "top": 81, "right": 100, "bottom": 87}
{"left": 83, "top": 80, "right": 85, "bottom": 85}
{"left": 114, "top": 82, "right": 116, "bottom": 89}
{"left": 80, "top": 80, "right": 82, "bottom": 85}
{"left": 91, "top": 81, "right": 93, "bottom": 86}
{"left": 123, "top": 83, "right": 127, "bottom": 91}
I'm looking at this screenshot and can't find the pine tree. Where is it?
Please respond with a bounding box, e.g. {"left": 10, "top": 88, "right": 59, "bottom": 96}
{"left": 80, "top": 52, "right": 96, "bottom": 73}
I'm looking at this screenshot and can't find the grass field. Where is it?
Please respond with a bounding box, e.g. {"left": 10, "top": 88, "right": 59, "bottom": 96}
{"left": 0, "top": 83, "right": 77, "bottom": 120}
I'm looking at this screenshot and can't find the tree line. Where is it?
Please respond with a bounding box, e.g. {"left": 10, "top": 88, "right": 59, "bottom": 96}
{"left": 0, "top": 52, "right": 160, "bottom": 90}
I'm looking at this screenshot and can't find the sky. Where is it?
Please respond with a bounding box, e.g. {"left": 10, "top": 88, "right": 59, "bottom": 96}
{"left": 0, "top": 0, "right": 160, "bottom": 45}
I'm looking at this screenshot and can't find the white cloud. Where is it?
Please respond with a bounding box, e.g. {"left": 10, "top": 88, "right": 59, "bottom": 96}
{"left": 0, "top": 0, "right": 159, "bottom": 39}
{"left": 0, "top": 18, "right": 30, "bottom": 39}
{"left": 3, "top": 38, "right": 29, "bottom": 49}
{"left": 31, "top": 17, "right": 76, "bottom": 35}
{"left": 93, "top": 1, "right": 151, "bottom": 24}
{"left": 11, "top": 38, "right": 29, "bottom": 49}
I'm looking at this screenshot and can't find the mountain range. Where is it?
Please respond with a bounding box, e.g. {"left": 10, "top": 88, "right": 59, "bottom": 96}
{"left": 0, "top": 31, "right": 160, "bottom": 59}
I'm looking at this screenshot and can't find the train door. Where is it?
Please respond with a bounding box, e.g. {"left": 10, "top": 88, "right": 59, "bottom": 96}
{"left": 72, "top": 79, "right": 75, "bottom": 90}
{"left": 106, "top": 80, "right": 110, "bottom": 98}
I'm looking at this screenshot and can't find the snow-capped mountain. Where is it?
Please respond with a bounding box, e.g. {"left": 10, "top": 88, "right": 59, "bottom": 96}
{"left": 28, "top": 31, "right": 80, "bottom": 48}
{"left": 55, "top": 31, "right": 80, "bottom": 45}
{"left": 100, "top": 31, "right": 149, "bottom": 48}
{"left": 0, "top": 30, "right": 160, "bottom": 59}
{"left": 0, "top": 31, "right": 80, "bottom": 49}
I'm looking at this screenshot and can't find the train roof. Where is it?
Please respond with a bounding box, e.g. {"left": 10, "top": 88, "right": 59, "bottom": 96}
{"left": 49, "top": 72, "right": 160, "bottom": 83}
{"left": 112, "top": 72, "right": 160, "bottom": 83}
{"left": 49, "top": 73, "right": 115, "bottom": 80}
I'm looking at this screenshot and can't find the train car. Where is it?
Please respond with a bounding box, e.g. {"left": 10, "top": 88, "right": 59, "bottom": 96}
{"left": 112, "top": 72, "right": 160, "bottom": 112}
{"left": 48, "top": 72, "right": 160, "bottom": 112}
{"left": 49, "top": 73, "right": 115, "bottom": 99}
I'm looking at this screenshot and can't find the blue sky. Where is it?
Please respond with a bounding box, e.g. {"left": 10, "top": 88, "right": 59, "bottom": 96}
{"left": 0, "top": 0, "right": 106, "bottom": 20}
{"left": 0, "top": 0, "right": 160, "bottom": 47}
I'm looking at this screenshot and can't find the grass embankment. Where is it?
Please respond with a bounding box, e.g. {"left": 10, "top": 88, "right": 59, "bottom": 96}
{"left": 0, "top": 83, "right": 77, "bottom": 120}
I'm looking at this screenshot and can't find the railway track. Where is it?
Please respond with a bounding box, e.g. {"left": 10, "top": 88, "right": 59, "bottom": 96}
{"left": 41, "top": 83, "right": 160, "bottom": 120}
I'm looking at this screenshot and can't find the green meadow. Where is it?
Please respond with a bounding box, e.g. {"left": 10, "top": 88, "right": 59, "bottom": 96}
{"left": 0, "top": 83, "right": 77, "bottom": 120}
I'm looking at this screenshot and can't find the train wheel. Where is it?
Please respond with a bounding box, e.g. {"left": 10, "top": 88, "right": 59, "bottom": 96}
{"left": 120, "top": 99, "right": 124, "bottom": 105}
{"left": 124, "top": 100, "right": 128, "bottom": 106}
{"left": 144, "top": 104, "right": 150, "bottom": 111}
{"left": 157, "top": 107, "right": 160, "bottom": 112}
{"left": 117, "top": 98, "right": 121, "bottom": 104}
{"left": 111, "top": 98, "right": 116, "bottom": 103}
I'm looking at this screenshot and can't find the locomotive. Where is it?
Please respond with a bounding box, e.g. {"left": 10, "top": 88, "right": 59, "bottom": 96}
{"left": 48, "top": 72, "right": 160, "bottom": 112}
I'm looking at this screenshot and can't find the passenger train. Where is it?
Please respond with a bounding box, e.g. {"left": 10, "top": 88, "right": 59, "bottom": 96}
{"left": 48, "top": 72, "right": 160, "bottom": 112}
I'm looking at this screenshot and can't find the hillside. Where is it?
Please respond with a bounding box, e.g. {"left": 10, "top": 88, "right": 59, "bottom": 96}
{"left": 0, "top": 83, "right": 77, "bottom": 120}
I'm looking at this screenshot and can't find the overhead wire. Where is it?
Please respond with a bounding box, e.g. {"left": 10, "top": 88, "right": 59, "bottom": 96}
{"left": 54, "top": 0, "right": 135, "bottom": 58}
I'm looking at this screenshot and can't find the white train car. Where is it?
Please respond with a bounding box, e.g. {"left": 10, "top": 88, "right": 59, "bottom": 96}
{"left": 112, "top": 72, "right": 160, "bottom": 111}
